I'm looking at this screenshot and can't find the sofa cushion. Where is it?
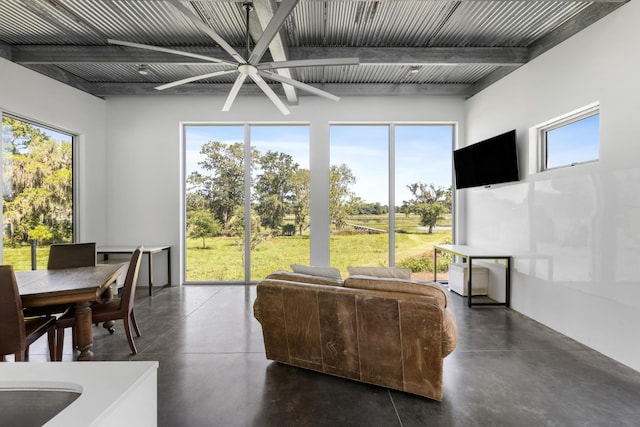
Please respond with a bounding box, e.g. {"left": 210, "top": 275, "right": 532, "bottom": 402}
{"left": 347, "top": 266, "right": 412, "bottom": 280}
{"left": 266, "top": 270, "right": 344, "bottom": 287}
{"left": 290, "top": 264, "right": 342, "bottom": 280}
{"left": 344, "top": 275, "right": 449, "bottom": 307}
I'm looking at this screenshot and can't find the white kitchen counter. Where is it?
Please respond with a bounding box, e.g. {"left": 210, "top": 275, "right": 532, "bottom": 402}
{"left": 0, "top": 361, "right": 158, "bottom": 427}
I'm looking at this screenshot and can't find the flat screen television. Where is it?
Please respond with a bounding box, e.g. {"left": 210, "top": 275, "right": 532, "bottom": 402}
{"left": 453, "top": 129, "right": 519, "bottom": 189}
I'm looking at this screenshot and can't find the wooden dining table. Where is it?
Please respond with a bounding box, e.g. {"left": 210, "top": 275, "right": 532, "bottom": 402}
{"left": 16, "top": 264, "right": 124, "bottom": 361}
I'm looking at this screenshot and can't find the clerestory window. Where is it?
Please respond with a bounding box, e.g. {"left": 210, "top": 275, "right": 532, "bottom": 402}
{"left": 538, "top": 103, "right": 600, "bottom": 171}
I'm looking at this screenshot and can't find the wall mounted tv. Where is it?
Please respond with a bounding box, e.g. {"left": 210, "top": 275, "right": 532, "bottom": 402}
{"left": 453, "top": 129, "right": 519, "bottom": 189}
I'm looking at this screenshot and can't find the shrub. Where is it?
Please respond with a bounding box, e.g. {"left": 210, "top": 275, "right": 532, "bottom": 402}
{"left": 398, "top": 251, "right": 451, "bottom": 273}
{"left": 398, "top": 255, "right": 433, "bottom": 272}
{"left": 282, "top": 224, "right": 296, "bottom": 236}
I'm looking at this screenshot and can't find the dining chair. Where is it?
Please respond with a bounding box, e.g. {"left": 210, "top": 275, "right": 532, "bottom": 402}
{"left": 0, "top": 265, "right": 56, "bottom": 362}
{"left": 23, "top": 242, "right": 98, "bottom": 320}
{"left": 55, "top": 246, "right": 143, "bottom": 359}
{"left": 47, "top": 242, "right": 97, "bottom": 269}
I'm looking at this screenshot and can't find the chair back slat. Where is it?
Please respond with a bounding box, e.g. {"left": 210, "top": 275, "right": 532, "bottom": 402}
{"left": 119, "top": 246, "right": 143, "bottom": 314}
{"left": 0, "top": 266, "right": 27, "bottom": 356}
{"left": 47, "top": 242, "right": 97, "bottom": 270}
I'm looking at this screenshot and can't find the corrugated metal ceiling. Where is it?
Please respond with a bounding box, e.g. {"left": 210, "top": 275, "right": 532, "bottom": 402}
{"left": 0, "top": 0, "right": 627, "bottom": 101}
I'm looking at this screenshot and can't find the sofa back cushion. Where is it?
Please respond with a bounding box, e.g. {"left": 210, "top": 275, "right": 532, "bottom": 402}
{"left": 344, "top": 276, "right": 449, "bottom": 307}
{"left": 290, "top": 264, "right": 342, "bottom": 280}
{"left": 266, "top": 270, "right": 344, "bottom": 287}
{"left": 346, "top": 266, "right": 412, "bottom": 280}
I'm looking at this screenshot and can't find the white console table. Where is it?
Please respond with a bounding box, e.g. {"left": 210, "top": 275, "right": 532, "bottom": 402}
{"left": 434, "top": 244, "right": 511, "bottom": 308}
{"left": 97, "top": 245, "right": 171, "bottom": 296}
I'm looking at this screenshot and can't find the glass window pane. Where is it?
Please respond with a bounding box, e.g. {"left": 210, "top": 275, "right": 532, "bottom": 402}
{"left": 250, "top": 125, "right": 310, "bottom": 281}
{"left": 546, "top": 114, "right": 599, "bottom": 169}
{"left": 184, "top": 125, "right": 245, "bottom": 281}
{"left": 2, "top": 115, "right": 74, "bottom": 271}
{"left": 395, "top": 125, "right": 453, "bottom": 280}
{"left": 330, "top": 125, "right": 389, "bottom": 277}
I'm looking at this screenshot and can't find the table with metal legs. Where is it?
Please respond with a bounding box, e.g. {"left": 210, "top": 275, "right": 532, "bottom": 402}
{"left": 434, "top": 244, "right": 511, "bottom": 308}
{"left": 97, "top": 246, "right": 171, "bottom": 296}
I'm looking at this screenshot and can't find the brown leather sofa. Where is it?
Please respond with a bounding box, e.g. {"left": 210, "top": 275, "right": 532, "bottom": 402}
{"left": 253, "top": 271, "right": 458, "bottom": 400}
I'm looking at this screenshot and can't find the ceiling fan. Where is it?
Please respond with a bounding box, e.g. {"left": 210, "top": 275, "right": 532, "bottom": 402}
{"left": 108, "top": 0, "right": 359, "bottom": 115}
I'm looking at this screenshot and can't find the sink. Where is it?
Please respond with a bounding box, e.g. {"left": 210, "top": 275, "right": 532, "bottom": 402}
{"left": 0, "top": 382, "right": 81, "bottom": 427}
{"left": 0, "top": 361, "right": 158, "bottom": 427}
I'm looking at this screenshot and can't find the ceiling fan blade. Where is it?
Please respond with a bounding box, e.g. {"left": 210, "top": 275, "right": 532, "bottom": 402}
{"left": 249, "top": 74, "right": 291, "bottom": 115}
{"left": 166, "top": 0, "right": 246, "bottom": 64}
{"left": 155, "top": 69, "right": 237, "bottom": 91}
{"left": 259, "top": 70, "right": 339, "bottom": 102}
{"left": 248, "top": 0, "right": 300, "bottom": 65}
{"left": 108, "top": 39, "right": 236, "bottom": 66}
{"left": 222, "top": 74, "right": 248, "bottom": 112}
{"left": 258, "top": 57, "right": 360, "bottom": 70}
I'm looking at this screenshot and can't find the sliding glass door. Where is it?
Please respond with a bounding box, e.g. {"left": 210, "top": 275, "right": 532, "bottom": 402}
{"left": 329, "top": 123, "right": 453, "bottom": 278}
{"left": 184, "top": 124, "right": 309, "bottom": 283}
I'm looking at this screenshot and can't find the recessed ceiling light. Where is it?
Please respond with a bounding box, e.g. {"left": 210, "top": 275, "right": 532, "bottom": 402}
{"left": 137, "top": 64, "right": 150, "bottom": 75}
{"left": 409, "top": 65, "right": 421, "bottom": 74}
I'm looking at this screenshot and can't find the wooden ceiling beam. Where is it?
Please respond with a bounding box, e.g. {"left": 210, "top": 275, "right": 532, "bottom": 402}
{"left": 12, "top": 46, "right": 528, "bottom": 66}
{"left": 20, "top": 64, "right": 99, "bottom": 96}
{"left": 251, "top": 0, "right": 298, "bottom": 105}
{"left": 0, "top": 41, "right": 11, "bottom": 60}
{"left": 89, "top": 81, "right": 474, "bottom": 97}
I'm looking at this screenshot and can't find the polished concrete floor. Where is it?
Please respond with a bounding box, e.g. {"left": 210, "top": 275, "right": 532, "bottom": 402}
{"left": 28, "top": 284, "right": 640, "bottom": 426}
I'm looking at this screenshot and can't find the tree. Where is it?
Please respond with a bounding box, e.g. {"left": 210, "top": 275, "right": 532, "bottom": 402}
{"left": 254, "top": 150, "right": 298, "bottom": 230}
{"left": 187, "top": 210, "right": 221, "bottom": 248}
{"left": 290, "top": 169, "right": 310, "bottom": 235}
{"left": 186, "top": 141, "right": 258, "bottom": 229}
{"left": 29, "top": 225, "right": 54, "bottom": 245}
{"left": 227, "top": 205, "right": 266, "bottom": 252}
{"left": 329, "top": 164, "right": 357, "bottom": 230}
{"left": 404, "top": 182, "right": 449, "bottom": 233}
{"left": 2, "top": 116, "right": 73, "bottom": 244}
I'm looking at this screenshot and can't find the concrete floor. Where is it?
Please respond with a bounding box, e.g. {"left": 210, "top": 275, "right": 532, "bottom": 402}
{"left": 28, "top": 284, "right": 640, "bottom": 426}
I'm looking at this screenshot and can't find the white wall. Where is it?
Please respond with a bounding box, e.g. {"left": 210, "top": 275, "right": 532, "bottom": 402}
{"left": 104, "top": 95, "right": 465, "bottom": 285}
{"left": 463, "top": 1, "right": 640, "bottom": 371}
{"left": 0, "top": 58, "right": 108, "bottom": 247}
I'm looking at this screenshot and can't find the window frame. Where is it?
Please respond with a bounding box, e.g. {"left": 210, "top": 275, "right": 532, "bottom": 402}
{"left": 181, "top": 122, "right": 311, "bottom": 284}
{"left": 1, "top": 112, "right": 78, "bottom": 268}
{"left": 537, "top": 103, "right": 600, "bottom": 172}
{"left": 328, "top": 122, "right": 455, "bottom": 273}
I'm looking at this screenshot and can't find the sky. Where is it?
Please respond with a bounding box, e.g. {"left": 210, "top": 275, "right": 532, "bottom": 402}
{"left": 546, "top": 114, "right": 599, "bottom": 169}
{"left": 2, "top": 119, "right": 72, "bottom": 147}
{"left": 184, "top": 124, "right": 454, "bottom": 205}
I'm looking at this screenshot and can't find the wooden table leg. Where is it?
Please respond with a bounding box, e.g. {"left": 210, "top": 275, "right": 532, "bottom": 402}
{"left": 99, "top": 284, "right": 116, "bottom": 333}
{"left": 74, "top": 301, "right": 94, "bottom": 361}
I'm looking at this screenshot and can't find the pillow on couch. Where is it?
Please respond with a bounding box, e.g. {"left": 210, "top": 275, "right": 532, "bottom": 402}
{"left": 266, "top": 270, "right": 344, "bottom": 287}
{"left": 347, "top": 266, "right": 412, "bottom": 280}
{"left": 290, "top": 264, "right": 342, "bottom": 280}
{"left": 344, "top": 275, "right": 450, "bottom": 307}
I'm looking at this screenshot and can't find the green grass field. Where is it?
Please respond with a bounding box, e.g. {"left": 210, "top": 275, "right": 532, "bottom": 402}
{"left": 185, "top": 229, "right": 451, "bottom": 281}
{"left": 2, "top": 246, "right": 51, "bottom": 271}
{"left": 3, "top": 215, "right": 452, "bottom": 281}
{"left": 185, "top": 213, "right": 452, "bottom": 281}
